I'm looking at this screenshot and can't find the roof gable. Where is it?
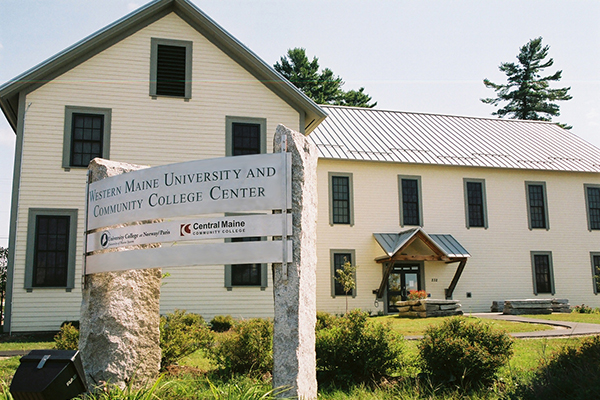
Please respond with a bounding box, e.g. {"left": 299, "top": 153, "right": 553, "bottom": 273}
{"left": 0, "top": 0, "right": 326, "bottom": 133}
{"left": 311, "top": 105, "right": 600, "bottom": 173}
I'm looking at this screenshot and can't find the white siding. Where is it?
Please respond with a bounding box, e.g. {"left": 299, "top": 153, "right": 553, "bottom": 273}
{"left": 317, "top": 158, "right": 600, "bottom": 314}
{"left": 11, "top": 13, "right": 298, "bottom": 331}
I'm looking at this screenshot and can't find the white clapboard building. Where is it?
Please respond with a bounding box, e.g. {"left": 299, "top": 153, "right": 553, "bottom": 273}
{"left": 1, "top": 0, "right": 599, "bottom": 332}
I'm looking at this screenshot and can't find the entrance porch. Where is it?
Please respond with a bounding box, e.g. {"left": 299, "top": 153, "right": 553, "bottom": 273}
{"left": 372, "top": 228, "right": 470, "bottom": 314}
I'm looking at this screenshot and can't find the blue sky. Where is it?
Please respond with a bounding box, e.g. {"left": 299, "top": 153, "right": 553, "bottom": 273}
{"left": 0, "top": 0, "right": 599, "bottom": 246}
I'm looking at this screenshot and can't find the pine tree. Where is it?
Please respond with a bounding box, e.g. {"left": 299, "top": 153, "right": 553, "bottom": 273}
{"left": 274, "top": 48, "right": 376, "bottom": 108}
{"left": 481, "top": 37, "right": 572, "bottom": 128}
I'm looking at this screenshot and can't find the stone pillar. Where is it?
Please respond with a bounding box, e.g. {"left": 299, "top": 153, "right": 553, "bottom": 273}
{"left": 272, "top": 125, "right": 318, "bottom": 399}
{"left": 79, "top": 158, "right": 162, "bottom": 389}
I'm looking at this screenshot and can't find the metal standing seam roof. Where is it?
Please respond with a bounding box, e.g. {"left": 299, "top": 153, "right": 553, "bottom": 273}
{"left": 309, "top": 105, "right": 600, "bottom": 173}
{"left": 373, "top": 228, "right": 470, "bottom": 259}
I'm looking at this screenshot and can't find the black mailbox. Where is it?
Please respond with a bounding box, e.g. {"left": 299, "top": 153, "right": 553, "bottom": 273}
{"left": 10, "top": 349, "right": 88, "bottom": 400}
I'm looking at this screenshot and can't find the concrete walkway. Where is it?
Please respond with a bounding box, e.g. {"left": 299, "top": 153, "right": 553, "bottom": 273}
{"left": 474, "top": 312, "right": 600, "bottom": 338}
{"left": 405, "top": 312, "right": 600, "bottom": 340}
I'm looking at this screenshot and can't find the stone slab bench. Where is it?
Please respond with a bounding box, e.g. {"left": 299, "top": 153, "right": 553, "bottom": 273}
{"left": 397, "top": 299, "right": 463, "bottom": 318}
{"left": 495, "top": 298, "right": 570, "bottom": 314}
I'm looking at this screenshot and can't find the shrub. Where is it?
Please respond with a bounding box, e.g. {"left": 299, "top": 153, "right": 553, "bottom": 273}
{"left": 315, "top": 311, "right": 337, "bottom": 330}
{"left": 160, "top": 310, "right": 213, "bottom": 369}
{"left": 54, "top": 323, "right": 79, "bottom": 350}
{"left": 518, "top": 335, "right": 600, "bottom": 400}
{"left": 315, "top": 309, "right": 405, "bottom": 387}
{"left": 572, "top": 304, "right": 598, "bottom": 314}
{"left": 418, "top": 316, "right": 513, "bottom": 387}
{"left": 210, "top": 315, "right": 235, "bottom": 332}
{"left": 212, "top": 318, "right": 273, "bottom": 376}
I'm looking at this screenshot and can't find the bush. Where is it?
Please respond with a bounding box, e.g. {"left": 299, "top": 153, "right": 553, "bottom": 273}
{"left": 418, "top": 316, "right": 513, "bottom": 387}
{"left": 54, "top": 323, "right": 79, "bottom": 350}
{"left": 160, "top": 310, "right": 213, "bottom": 369}
{"left": 518, "top": 335, "right": 600, "bottom": 400}
{"left": 210, "top": 315, "right": 235, "bottom": 332}
{"left": 212, "top": 318, "right": 273, "bottom": 376}
{"left": 315, "top": 310, "right": 405, "bottom": 387}
{"left": 316, "top": 311, "right": 337, "bottom": 330}
{"left": 572, "top": 304, "right": 598, "bottom": 314}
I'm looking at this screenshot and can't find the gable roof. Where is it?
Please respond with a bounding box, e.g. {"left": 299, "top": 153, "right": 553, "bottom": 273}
{"left": 0, "top": 0, "right": 326, "bottom": 134}
{"left": 374, "top": 228, "right": 470, "bottom": 260}
{"left": 310, "top": 105, "right": 600, "bottom": 173}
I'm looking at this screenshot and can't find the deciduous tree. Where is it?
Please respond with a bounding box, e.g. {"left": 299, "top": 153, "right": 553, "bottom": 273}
{"left": 335, "top": 260, "right": 357, "bottom": 314}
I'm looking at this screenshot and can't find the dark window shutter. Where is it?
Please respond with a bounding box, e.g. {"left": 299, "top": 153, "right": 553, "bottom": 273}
{"left": 33, "top": 215, "right": 70, "bottom": 287}
{"left": 588, "top": 187, "right": 600, "bottom": 230}
{"left": 332, "top": 176, "right": 350, "bottom": 224}
{"left": 232, "top": 123, "right": 261, "bottom": 155}
{"left": 70, "top": 113, "right": 104, "bottom": 167}
{"left": 466, "top": 181, "right": 484, "bottom": 227}
{"left": 528, "top": 185, "right": 547, "bottom": 229}
{"left": 402, "top": 179, "right": 420, "bottom": 225}
{"left": 156, "top": 44, "right": 187, "bottom": 97}
{"left": 534, "top": 254, "right": 551, "bottom": 294}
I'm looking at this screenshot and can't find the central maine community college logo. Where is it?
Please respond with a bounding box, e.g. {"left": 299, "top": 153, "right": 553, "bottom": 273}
{"left": 180, "top": 224, "right": 192, "bottom": 236}
{"left": 100, "top": 232, "right": 110, "bottom": 248}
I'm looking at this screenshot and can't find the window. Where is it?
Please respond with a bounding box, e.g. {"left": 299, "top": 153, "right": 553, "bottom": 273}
{"left": 330, "top": 250, "right": 356, "bottom": 297}
{"left": 225, "top": 237, "right": 267, "bottom": 289}
{"left": 531, "top": 251, "right": 554, "bottom": 295}
{"left": 464, "top": 179, "right": 488, "bottom": 228}
{"left": 585, "top": 185, "right": 600, "bottom": 230}
{"left": 232, "top": 123, "right": 261, "bottom": 155}
{"left": 63, "top": 106, "right": 111, "bottom": 168}
{"left": 150, "top": 38, "right": 192, "bottom": 99}
{"left": 526, "top": 182, "right": 549, "bottom": 230}
{"left": 328, "top": 172, "right": 354, "bottom": 225}
{"left": 226, "top": 116, "right": 267, "bottom": 156}
{"left": 398, "top": 175, "right": 422, "bottom": 226}
{"left": 25, "top": 209, "right": 78, "bottom": 290}
{"left": 592, "top": 253, "right": 600, "bottom": 294}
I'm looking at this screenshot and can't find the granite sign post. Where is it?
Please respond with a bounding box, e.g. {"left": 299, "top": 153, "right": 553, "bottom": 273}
{"left": 80, "top": 159, "right": 161, "bottom": 389}
{"left": 272, "top": 125, "right": 318, "bottom": 399}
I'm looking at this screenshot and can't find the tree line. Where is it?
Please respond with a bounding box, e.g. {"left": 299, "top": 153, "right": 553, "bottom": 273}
{"left": 275, "top": 38, "right": 571, "bottom": 128}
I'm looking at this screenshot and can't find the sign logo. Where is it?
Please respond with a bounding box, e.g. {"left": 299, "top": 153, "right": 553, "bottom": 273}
{"left": 180, "top": 224, "right": 192, "bottom": 236}
{"left": 100, "top": 232, "right": 110, "bottom": 248}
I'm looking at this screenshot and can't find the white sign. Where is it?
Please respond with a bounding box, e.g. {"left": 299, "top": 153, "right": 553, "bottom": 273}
{"left": 85, "top": 240, "right": 293, "bottom": 274}
{"left": 86, "top": 214, "right": 292, "bottom": 252}
{"left": 86, "top": 153, "right": 291, "bottom": 230}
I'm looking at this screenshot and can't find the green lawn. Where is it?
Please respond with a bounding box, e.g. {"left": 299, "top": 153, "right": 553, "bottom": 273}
{"left": 374, "top": 315, "right": 553, "bottom": 336}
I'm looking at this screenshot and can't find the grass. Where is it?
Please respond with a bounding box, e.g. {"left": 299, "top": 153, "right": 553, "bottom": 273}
{"left": 374, "top": 315, "right": 553, "bottom": 336}
{"left": 0, "top": 333, "right": 54, "bottom": 352}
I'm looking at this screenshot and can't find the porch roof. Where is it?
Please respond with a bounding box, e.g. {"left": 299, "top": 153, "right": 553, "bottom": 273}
{"left": 374, "top": 228, "right": 470, "bottom": 262}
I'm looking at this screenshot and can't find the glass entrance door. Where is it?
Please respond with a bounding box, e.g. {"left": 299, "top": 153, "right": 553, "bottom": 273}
{"left": 387, "top": 265, "right": 421, "bottom": 313}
